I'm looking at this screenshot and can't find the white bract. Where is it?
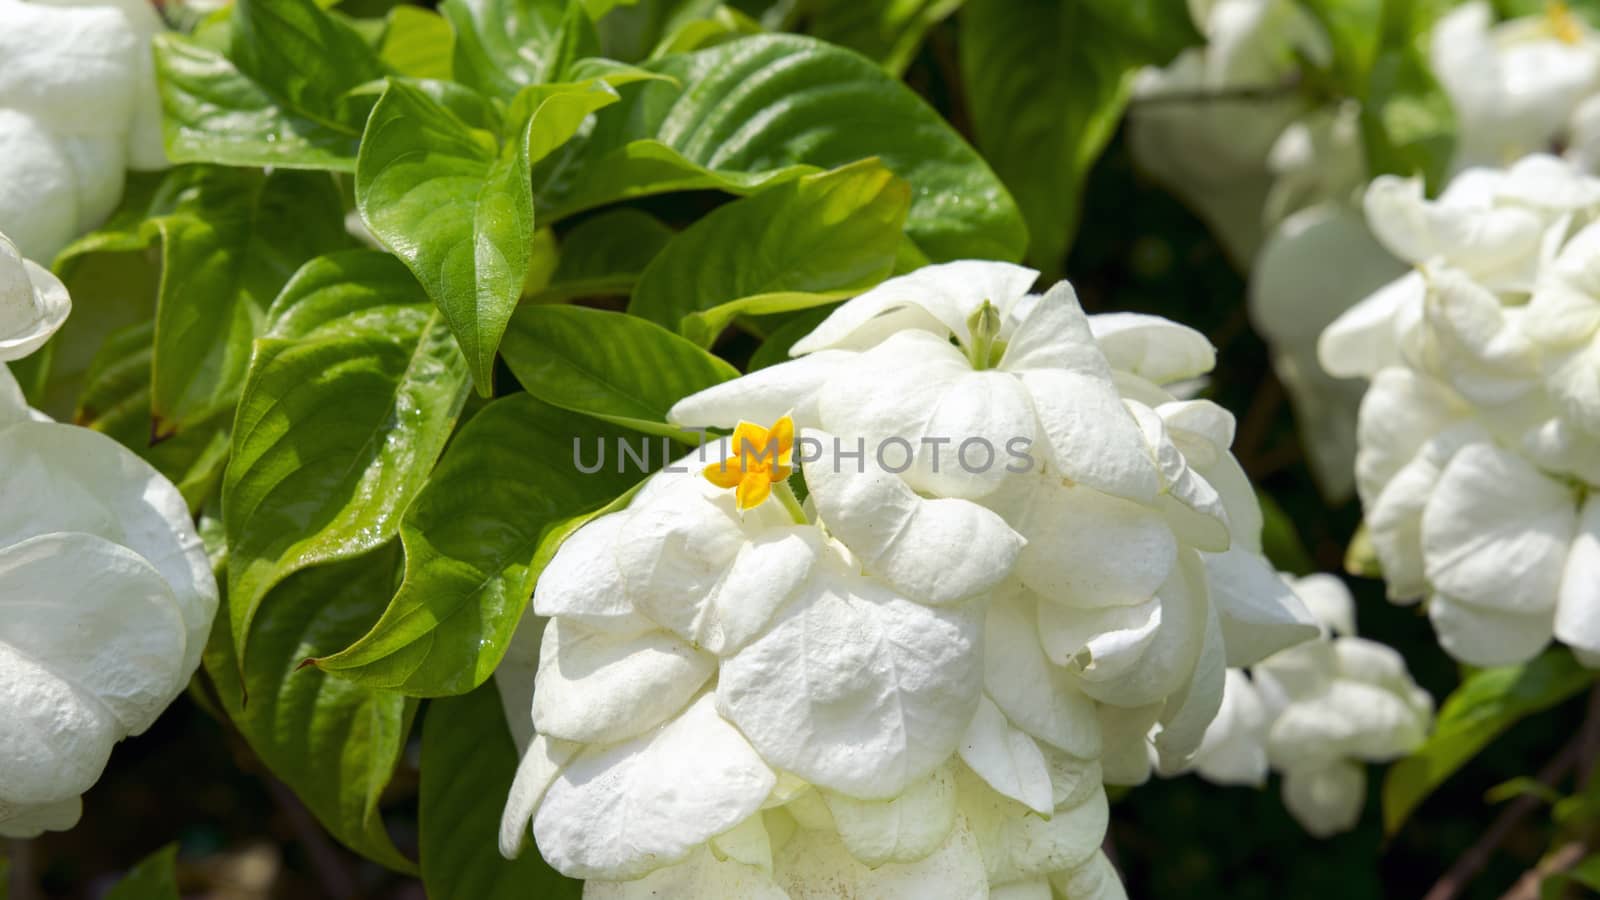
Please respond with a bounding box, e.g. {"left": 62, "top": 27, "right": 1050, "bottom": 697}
{"left": 0, "top": 0, "right": 168, "bottom": 261}
{"left": 1184, "top": 575, "right": 1432, "bottom": 837}
{"left": 0, "top": 228, "right": 216, "bottom": 838}
{"left": 1321, "top": 155, "right": 1600, "bottom": 666}
{"left": 502, "top": 261, "right": 1321, "bottom": 896}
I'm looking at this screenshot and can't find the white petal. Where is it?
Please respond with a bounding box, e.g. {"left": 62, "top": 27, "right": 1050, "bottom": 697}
{"left": 1203, "top": 547, "right": 1319, "bottom": 667}
{"left": 1421, "top": 442, "right": 1576, "bottom": 614}
{"left": 532, "top": 619, "right": 714, "bottom": 744}
{"left": 1074, "top": 552, "right": 1208, "bottom": 709}
{"left": 583, "top": 846, "right": 788, "bottom": 900}
{"left": 1363, "top": 174, "right": 1544, "bottom": 283}
{"left": 1289, "top": 573, "right": 1357, "bottom": 637}
{"left": 500, "top": 734, "right": 578, "bottom": 859}
{"left": 1191, "top": 670, "right": 1269, "bottom": 787}
{"left": 532, "top": 513, "right": 654, "bottom": 635}
{"left": 0, "top": 796, "right": 81, "bottom": 839}
{"left": 1354, "top": 367, "right": 1468, "bottom": 508}
{"left": 0, "top": 0, "right": 138, "bottom": 138}
{"left": 1556, "top": 496, "right": 1600, "bottom": 659}
{"left": 792, "top": 260, "right": 1040, "bottom": 354}
{"left": 710, "top": 813, "right": 774, "bottom": 874}
{"left": 1095, "top": 704, "right": 1161, "bottom": 787}
{"left": 0, "top": 363, "right": 29, "bottom": 427}
{"left": 717, "top": 569, "right": 982, "bottom": 799}
{"left": 1419, "top": 268, "right": 1541, "bottom": 406}
{"left": 1007, "top": 476, "right": 1177, "bottom": 609}
{"left": 1089, "top": 313, "right": 1216, "bottom": 385}
{"left": 1319, "top": 272, "right": 1424, "bottom": 379}
{"left": 959, "top": 697, "right": 1055, "bottom": 815}
{"left": 0, "top": 110, "right": 80, "bottom": 262}
{"left": 1153, "top": 596, "right": 1226, "bottom": 771}
{"left": 0, "top": 237, "right": 71, "bottom": 361}
{"left": 668, "top": 350, "right": 856, "bottom": 429}
{"left": 773, "top": 814, "right": 990, "bottom": 900}
{"left": 1037, "top": 596, "right": 1161, "bottom": 680}
{"left": 822, "top": 763, "right": 958, "bottom": 866}
{"left": 1428, "top": 594, "right": 1554, "bottom": 667}
{"left": 0, "top": 422, "right": 217, "bottom": 676}
{"left": 806, "top": 427, "right": 1024, "bottom": 606}
{"left": 1267, "top": 681, "right": 1427, "bottom": 767}
{"left": 1048, "top": 851, "right": 1128, "bottom": 900}
{"left": 534, "top": 694, "right": 775, "bottom": 880}
{"left": 992, "top": 879, "right": 1051, "bottom": 900}
{"left": 493, "top": 613, "right": 544, "bottom": 753}
{"left": 985, "top": 587, "right": 1102, "bottom": 758}
{"left": 958, "top": 766, "right": 1108, "bottom": 884}
{"left": 1282, "top": 761, "right": 1366, "bottom": 838}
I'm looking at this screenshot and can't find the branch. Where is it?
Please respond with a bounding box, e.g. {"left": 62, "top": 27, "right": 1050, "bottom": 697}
{"left": 1422, "top": 737, "right": 1585, "bottom": 900}
{"left": 264, "top": 777, "right": 359, "bottom": 900}
{"left": 1499, "top": 840, "right": 1590, "bottom": 900}
{"left": 1127, "top": 80, "right": 1302, "bottom": 109}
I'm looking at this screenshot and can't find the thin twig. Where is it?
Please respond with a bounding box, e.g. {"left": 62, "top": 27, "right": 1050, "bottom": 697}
{"left": 1499, "top": 840, "right": 1590, "bottom": 900}
{"left": 1422, "top": 737, "right": 1585, "bottom": 900}
{"left": 1127, "top": 80, "right": 1302, "bottom": 108}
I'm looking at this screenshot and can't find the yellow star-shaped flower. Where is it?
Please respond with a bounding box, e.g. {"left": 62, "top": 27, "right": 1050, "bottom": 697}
{"left": 1551, "top": 0, "right": 1584, "bottom": 44}
{"left": 703, "top": 415, "right": 795, "bottom": 511}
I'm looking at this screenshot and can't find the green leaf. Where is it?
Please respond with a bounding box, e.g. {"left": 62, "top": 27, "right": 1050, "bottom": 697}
{"left": 801, "top": 0, "right": 964, "bottom": 75}
{"left": 380, "top": 6, "right": 456, "bottom": 79}
{"left": 1299, "top": 0, "right": 1383, "bottom": 88}
{"left": 104, "top": 845, "right": 179, "bottom": 900}
{"left": 356, "top": 78, "right": 618, "bottom": 389}
{"left": 1484, "top": 775, "right": 1565, "bottom": 807}
{"left": 224, "top": 250, "right": 472, "bottom": 670}
{"left": 1382, "top": 649, "right": 1600, "bottom": 834}
{"left": 538, "top": 34, "right": 1025, "bottom": 262}
{"left": 205, "top": 547, "right": 417, "bottom": 872}
{"left": 959, "top": 0, "right": 1199, "bottom": 271}
{"left": 152, "top": 166, "right": 352, "bottom": 433}
{"left": 419, "top": 685, "right": 582, "bottom": 899}
{"left": 749, "top": 305, "right": 833, "bottom": 370}
{"left": 526, "top": 209, "right": 674, "bottom": 303}
{"left": 630, "top": 160, "right": 909, "bottom": 344}
{"left": 230, "top": 0, "right": 386, "bottom": 126}
{"left": 76, "top": 320, "right": 231, "bottom": 511}
{"left": 501, "top": 305, "right": 738, "bottom": 440}
{"left": 155, "top": 36, "right": 367, "bottom": 171}
{"left": 1542, "top": 854, "right": 1600, "bottom": 900}
{"left": 443, "top": 0, "right": 571, "bottom": 97}
{"left": 1258, "top": 490, "right": 1315, "bottom": 576}
{"left": 1361, "top": 37, "right": 1456, "bottom": 190}
{"left": 316, "top": 396, "right": 637, "bottom": 695}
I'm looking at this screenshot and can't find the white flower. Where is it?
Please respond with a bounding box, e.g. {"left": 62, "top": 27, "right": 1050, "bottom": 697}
{"left": 0, "top": 232, "right": 216, "bottom": 837}
{"left": 1184, "top": 575, "right": 1432, "bottom": 837}
{"left": 1127, "top": 0, "right": 1331, "bottom": 266}
{"left": 1320, "top": 156, "right": 1600, "bottom": 666}
{"left": 1431, "top": 1, "right": 1600, "bottom": 173}
{"left": 0, "top": 0, "right": 168, "bottom": 261}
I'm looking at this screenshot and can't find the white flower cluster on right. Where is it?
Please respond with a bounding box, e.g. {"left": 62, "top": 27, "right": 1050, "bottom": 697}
{"left": 1184, "top": 575, "right": 1433, "bottom": 837}
{"left": 1321, "top": 154, "right": 1600, "bottom": 667}
{"left": 498, "top": 261, "right": 1321, "bottom": 899}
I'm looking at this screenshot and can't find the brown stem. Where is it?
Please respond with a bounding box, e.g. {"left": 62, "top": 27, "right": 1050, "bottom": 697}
{"left": 1421, "top": 737, "right": 1585, "bottom": 900}
{"left": 6, "top": 839, "right": 37, "bottom": 900}
{"left": 265, "top": 777, "right": 359, "bottom": 900}
{"left": 1499, "top": 841, "right": 1590, "bottom": 900}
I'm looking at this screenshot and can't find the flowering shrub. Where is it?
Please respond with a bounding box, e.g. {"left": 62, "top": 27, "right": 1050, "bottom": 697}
{"left": 3, "top": 0, "right": 1600, "bottom": 897}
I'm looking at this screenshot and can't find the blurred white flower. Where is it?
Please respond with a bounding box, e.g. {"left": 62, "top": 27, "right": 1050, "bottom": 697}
{"left": 0, "top": 229, "right": 216, "bottom": 838}
{"left": 1431, "top": 1, "right": 1600, "bottom": 172}
{"left": 1184, "top": 575, "right": 1432, "bottom": 837}
{"left": 0, "top": 0, "right": 168, "bottom": 261}
{"left": 1322, "top": 156, "right": 1600, "bottom": 666}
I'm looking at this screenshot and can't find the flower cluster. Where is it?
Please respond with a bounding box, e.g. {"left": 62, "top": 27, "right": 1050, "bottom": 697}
{"left": 0, "top": 229, "right": 217, "bottom": 837}
{"left": 1321, "top": 154, "right": 1600, "bottom": 667}
{"left": 1184, "top": 574, "right": 1432, "bottom": 837}
{"left": 0, "top": 0, "right": 168, "bottom": 261}
{"left": 499, "top": 261, "right": 1319, "bottom": 897}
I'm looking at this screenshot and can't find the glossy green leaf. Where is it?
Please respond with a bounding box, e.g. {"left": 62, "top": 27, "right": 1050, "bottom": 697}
{"left": 76, "top": 321, "right": 230, "bottom": 511}
{"left": 802, "top": 0, "right": 963, "bottom": 75}
{"left": 442, "top": 0, "right": 570, "bottom": 97}
{"left": 1382, "top": 649, "right": 1600, "bottom": 834}
{"left": 501, "top": 305, "right": 738, "bottom": 439}
{"left": 960, "top": 0, "right": 1199, "bottom": 271}
{"left": 1360, "top": 4, "right": 1456, "bottom": 191}
{"left": 537, "top": 34, "right": 1025, "bottom": 262}
{"left": 1299, "top": 0, "right": 1382, "bottom": 88}
{"left": 206, "top": 547, "right": 417, "bottom": 872}
{"left": 230, "top": 0, "right": 386, "bottom": 125}
{"left": 155, "top": 36, "right": 366, "bottom": 171}
{"left": 527, "top": 209, "right": 674, "bottom": 303}
{"left": 104, "top": 845, "right": 179, "bottom": 900}
{"left": 224, "top": 250, "right": 472, "bottom": 669}
{"left": 152, "top": 166, "right": 351, "bottom": 433}
{"left": 630, "top": 160, "right": 909, "bottom": 343}
{"left": 381, "top": 6, "right": 456, "bottom": 79}
{"left": 317, "top": 395, "right": 637, "bottom": 695}
{"left": 356, "top": 79, "right": 618, "bottom": 389}
{"left": 419, "top": 685, "right": 582, "bottom": 899}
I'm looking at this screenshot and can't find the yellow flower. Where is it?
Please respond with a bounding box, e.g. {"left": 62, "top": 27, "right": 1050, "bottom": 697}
{"left": 703, "top": 415, "right": 794, "bottom": 510}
